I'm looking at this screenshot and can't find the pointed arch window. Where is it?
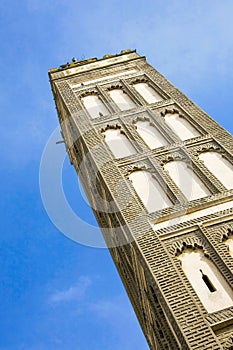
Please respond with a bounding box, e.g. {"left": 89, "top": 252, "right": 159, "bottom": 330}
{"left": 108, "top": 88, "right": 136, "bottom": 111}
{"left": 178, "top": 248, "right": 233, "bottom": 312}
{"left": 163, "top": 112, "right": 200, "bottom": 141}
{"left": 164, "top": 160, "right": 210, "bottom": 201}
{"left": 129, "top": 170, "right": 172, "bottom": 212}
{"left": 133, "top": 82, "right": 163, "bottom": 104}
{"left": 102, "top": 128, "right": 136, "bottom": 158}
{"left": 199, "top": 151, "right": 233, "bottom": 190}
{"left": 135, "top": 120, "right": 168, "bottom": 149}
{"left": 81, "top": 94, "right": 109, "bottom": 119}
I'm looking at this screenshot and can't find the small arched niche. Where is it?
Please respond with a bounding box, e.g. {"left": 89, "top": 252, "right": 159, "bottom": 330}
{"left": 135, "top": 120, "right": 168, "bottom": 149}
{"left": 163, "top": 112, "right": 200, "bottom": 141}
{"left": 81, "top": 94, "right": 109, "bottom": 119}
{"left": 102, "top": 128, "right": 136, "bottom": 159}
{"left": 198, "top": 151, "right": 233, "bottom": 190}
{"left": 164, "top": 160, "right": 210, "bottom": 201}
{"left": 177, "top": 248, "right": 233, "bottom": 313}
{"left": 108, "top": 88, "right": 136, "bottom": 111}
{"left": 129, "top": 170, "right": 172, "bottom": 212}
{"left": 133, "top": 82, "right": 163, "bottom": 104}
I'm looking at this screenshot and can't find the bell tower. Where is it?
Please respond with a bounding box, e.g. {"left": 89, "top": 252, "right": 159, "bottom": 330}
{"left": 49, "top": 50, "right": 233, "bottom": 349}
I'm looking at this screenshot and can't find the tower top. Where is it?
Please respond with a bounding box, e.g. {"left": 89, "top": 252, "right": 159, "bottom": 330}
{"left": 48, "top": 49, "right": 142, "bottom": 77}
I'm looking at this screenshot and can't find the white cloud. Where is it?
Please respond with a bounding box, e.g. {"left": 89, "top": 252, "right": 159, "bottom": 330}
{"left": 50, "top": 276, "right": 92, "bottom": 303}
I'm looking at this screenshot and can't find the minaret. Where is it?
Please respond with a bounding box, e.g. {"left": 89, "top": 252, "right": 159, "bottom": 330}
{"left": 49, "top": 50, "right": 233, "bottom": 349}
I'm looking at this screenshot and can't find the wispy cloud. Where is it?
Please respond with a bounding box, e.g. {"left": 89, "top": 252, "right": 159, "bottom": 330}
{"left": 50, "top": 276, "right": 92, "bottom": 303}
{"left": 89, "top": 294, "right": 136, "bottom": 324}
{"left": 88, "top": 295, "right": 148, "bottom": 349}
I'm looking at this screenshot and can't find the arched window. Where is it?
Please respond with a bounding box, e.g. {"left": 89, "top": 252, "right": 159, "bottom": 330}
{"left": 163, "top": 112, "right": 200, "bottom": 141}
{"left": 108, "top": 89, "right": 136, "bottom": 111}
{"left": 164, "top": 160, "right": 210, "bottom": 201}
{"left": 81, "top": 94, "right": 109, "bottom": 119}
{"left": 102, "top": 128, "right": 136, "bottom": 158}
{"left": 129, "top": 170, "right": 172, "bottom": 212}
{"left": 133, "top": 82, "right": 163, "bottom": 104}
{"left": 198, "top": 151, "right": 233, "bottom": 190}
{"left": 178, "top": 248, "right": 233, "bottom": 312}
{"left": 135, "top": 120, "right": 168, "bottom": 149}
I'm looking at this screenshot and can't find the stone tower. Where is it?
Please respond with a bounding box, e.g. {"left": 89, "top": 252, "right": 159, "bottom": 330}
{"left": 49, "top": 50, "right": 233, "bottom": 349}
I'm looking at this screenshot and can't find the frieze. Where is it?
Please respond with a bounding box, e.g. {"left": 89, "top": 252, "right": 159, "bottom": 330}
{"left": 78, "top": 89, "right": 99, "bottom": 98}
{"left": 125, "top": 164, "right": 154, "bottom": 178}
{"left": 107, "top": 84, "right": 124, "bottom": 91}
{"left": 159, "top": 152, "right": 186, "bottom": 166}
{"left": 160, "top": 107, "right": 180, "bottom": 117}
{"left": 192, "top": 143, "right": 221, "bottom": 157}
{"left": 169, "top": 236, "right": 209, "bottom": 258}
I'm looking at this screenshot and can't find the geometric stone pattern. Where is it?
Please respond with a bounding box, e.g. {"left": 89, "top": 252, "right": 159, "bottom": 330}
{"left": 49, "top": 50, "right": 233, "bottom": 349}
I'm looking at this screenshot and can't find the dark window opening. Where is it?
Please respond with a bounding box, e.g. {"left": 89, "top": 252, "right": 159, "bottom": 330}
{"left": 200, "top": 269, "right": 216, "bottom": 293}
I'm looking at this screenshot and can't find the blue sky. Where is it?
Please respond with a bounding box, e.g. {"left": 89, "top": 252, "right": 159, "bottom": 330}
{"left": 1, "top": 1, "right": 233, "bottom": 349}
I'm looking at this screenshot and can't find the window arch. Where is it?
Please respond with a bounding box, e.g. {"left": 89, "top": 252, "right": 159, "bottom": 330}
{"left": 102, "top": 128, "right": 136, "bottom": 158}
{"left": 108, "top": 88, "right": 136, "bottom": 111}
{"left": 129, "top": 170, "right": 172, "bottom": 212}
{"left": 198, "top": 151, "right": 233, "bottom": 190}
{"left": 133, "top": 82, "right": 163, "bottom": 104}
{"left": 163, "top": 112, "right": 200, "bottom": 141}
{"left": 164, "top": 160, "right": 210, "bottom": 201}
{"left": 135, "top": 120, "right": 168, "bottom": 149}
{"left": 177, "top": 248, "right": 233, "bottom": 313}
{"left": 81, "top": 94, "right": 109, "bottom": 119}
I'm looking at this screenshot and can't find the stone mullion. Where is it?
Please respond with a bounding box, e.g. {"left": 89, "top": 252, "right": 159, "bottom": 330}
{"left": 120, "top": 121, "right": 147, "bottom": 154}
{"left": 102, "top": 85, "right": 123, "bottom": 114}
{"left": 182, "top": 149, "right": 224, "bottom": 194}
{"left": 121, "top": 79, "right": 146, "bottom": 106}
{"left": 95, "top": 84, "right": 116, "bottom": 113}
{"left": 150, "top": 108, "right": 182, "bottom": 144}
{"left": 195, "top": 159, "right": 227, "bottom": 193}
{"left": 146, "top": 108, "right": 178, "bottom": 144}
{"left": 150, "top": 156, "right": 187, "bottom": 205}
